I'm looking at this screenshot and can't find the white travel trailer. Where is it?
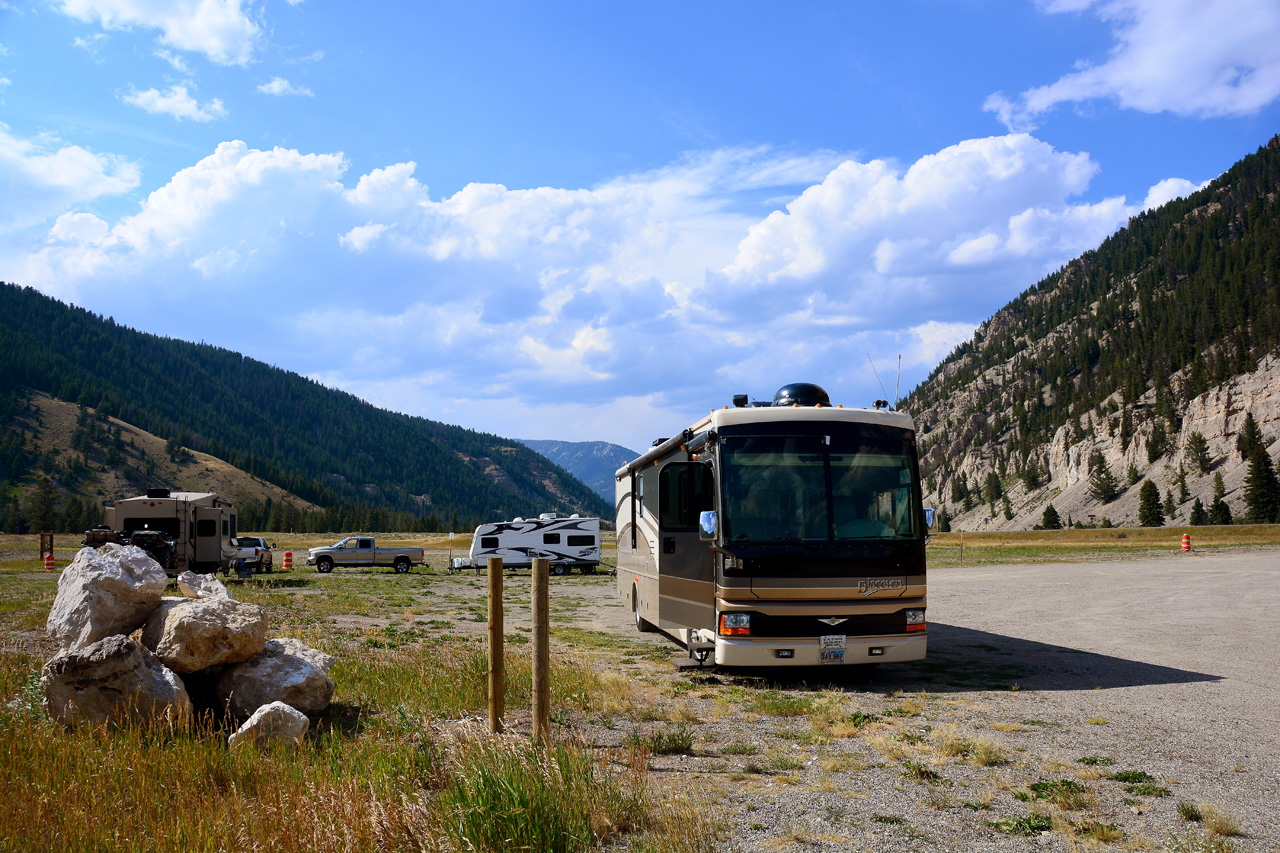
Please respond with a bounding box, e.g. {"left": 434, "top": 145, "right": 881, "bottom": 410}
{"left": 617, "top": 383, "right": 931, "bottom": 667}
{"left": 452, "top": 513, "right": 601, "bottom": 575}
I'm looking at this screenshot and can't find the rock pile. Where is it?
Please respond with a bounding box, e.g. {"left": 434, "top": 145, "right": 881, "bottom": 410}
{"left": 40, "top": 544, "right": 334, "bottom": 748}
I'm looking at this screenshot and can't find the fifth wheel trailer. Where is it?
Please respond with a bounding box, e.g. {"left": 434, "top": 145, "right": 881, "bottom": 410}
{"left": 102, "top": 489, "right": 238, "bottom": 575}
{"left": 617, "top": 383, "right": 930, "bottom": 667}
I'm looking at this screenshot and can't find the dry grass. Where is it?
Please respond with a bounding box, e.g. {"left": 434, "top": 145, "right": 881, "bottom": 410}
{"left": 1199, "top": 804, "right": 1243, "bottom": 837}
{"left": 926, "top": 525, "right": 1280, "bottom": 568}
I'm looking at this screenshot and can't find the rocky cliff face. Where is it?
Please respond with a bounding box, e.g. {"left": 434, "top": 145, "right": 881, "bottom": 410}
{"left": 922, "top": 352, "right": 1279, "bottom": 531}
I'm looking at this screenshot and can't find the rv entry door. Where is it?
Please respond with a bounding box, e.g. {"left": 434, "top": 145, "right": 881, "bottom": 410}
{"left": 657, "top": 462, "right": 715, "bottom": 630}
{"left": 193, "top": 506, "right": 223, "bottom": 569}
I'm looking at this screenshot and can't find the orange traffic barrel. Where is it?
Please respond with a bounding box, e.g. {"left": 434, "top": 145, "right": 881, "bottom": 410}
{"left": 1181, "top": 534, "right": 1191, "bottom": 552}
{"left": 44, "top": 552, "right": 55, "bottom": 571}
{"left": 282, "top": 551, "right": 293, "bottom": 571}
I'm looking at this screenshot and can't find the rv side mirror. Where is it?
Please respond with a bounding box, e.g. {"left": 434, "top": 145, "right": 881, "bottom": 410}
{"left": 923, "top": 508, "right": 937, "bottom": 532}
{"left": 698, "top": 510, "right": 717, "bottom": 542}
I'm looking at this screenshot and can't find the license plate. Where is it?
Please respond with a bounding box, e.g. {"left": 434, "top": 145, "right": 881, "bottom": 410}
{"left": 819, "top": 649, "right": 845, "bottom": 664}
{"left": 820, "top": 634, "right": 846, "bottom": 650}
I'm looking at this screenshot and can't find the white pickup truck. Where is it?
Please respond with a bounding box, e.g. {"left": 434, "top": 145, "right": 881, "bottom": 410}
{"left": 230, "top": 536, "right": 274, "bottom": 572}
{"left": 306, "top": 536, "right": 425, "bottom": 574}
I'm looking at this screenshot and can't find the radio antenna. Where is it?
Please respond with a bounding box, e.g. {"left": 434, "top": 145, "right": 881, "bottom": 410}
{"left": 894, "top": 354, "right": 901, "bottom": 409}
{"left": 867, "top": 354, "right": 889, "bottom": 401}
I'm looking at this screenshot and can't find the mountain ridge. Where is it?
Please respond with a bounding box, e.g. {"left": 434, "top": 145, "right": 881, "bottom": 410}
{"left": 903, "top": 134, "right": 1280, "bottom": 529}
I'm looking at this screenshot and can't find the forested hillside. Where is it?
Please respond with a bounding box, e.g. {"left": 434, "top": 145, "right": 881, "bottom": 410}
{"left": 0, "top": 284, "right": 609, "bottom": 532}
{"left": 903, "top": 135, "right": 1280, "bottom": 530}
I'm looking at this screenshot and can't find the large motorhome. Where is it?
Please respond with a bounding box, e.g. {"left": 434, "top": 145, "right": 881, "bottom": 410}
{"left": 616, "top": 383, "right": 930, "bottom": 667}
{"left": 453, "top": 513, "right": 602, "bottom": 575}
{"left": 103, "top": 489, "right": 238, "bottom": 575}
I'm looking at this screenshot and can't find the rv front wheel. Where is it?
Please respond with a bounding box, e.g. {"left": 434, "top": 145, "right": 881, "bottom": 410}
{"left": 633, "top": 586, "right": 656, "bottom": 633}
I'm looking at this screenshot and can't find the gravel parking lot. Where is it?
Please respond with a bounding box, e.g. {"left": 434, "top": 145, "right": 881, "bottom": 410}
{"left": 565, "top": 548, "right": 1280, "bottom": 852}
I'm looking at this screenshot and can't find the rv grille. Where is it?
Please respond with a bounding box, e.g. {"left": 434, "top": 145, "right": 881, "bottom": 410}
{"left": 742, "top": 611, "right": 911, "bottom": 638}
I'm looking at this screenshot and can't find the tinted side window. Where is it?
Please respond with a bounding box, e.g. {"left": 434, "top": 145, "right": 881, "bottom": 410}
{"left": 567, "top": 535, "right": 594, "bottom": 546}
{"left": 543, "top": 533, "right": 561, "bottom": 544}
{"left": 358, "top": 539, "right": 374, "bottom": 548}
{"left": 660, "top": 462, "right": 714, "bottom": 530}
{"left": 480, "top": 536, "right": 499, "bottom": 548}
{"left": 196, "top": 519, "right": 217, "bottom": 538}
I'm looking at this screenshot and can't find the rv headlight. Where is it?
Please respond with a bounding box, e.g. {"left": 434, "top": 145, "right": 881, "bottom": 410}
{"left": 719, "top": 612, "right": 751, "bottom": 636}
{"left": 904, "top": 609, "right": 926, "bottom": 632}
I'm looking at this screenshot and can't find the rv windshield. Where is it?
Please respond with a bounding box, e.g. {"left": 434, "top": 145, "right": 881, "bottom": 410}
{"left": 720, "top": 427, "right": 920, "bottom": 543}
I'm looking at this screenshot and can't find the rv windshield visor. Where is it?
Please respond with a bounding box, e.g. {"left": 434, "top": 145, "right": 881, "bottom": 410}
{"left": 720, "top": 428, "right": 920, "bottom": 543}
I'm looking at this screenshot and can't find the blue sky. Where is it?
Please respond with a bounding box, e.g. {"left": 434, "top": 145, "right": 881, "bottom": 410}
{"left": 3, "top": 0, "right": 1279, "bottom": 453}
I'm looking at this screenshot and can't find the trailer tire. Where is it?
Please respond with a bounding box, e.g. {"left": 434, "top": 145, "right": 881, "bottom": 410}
{"left": 394, "top": 557, "right": 411, "bottom": 574}
{"left": 316, "top": 557, "right": 334, "bottom": 574}
{"left": 553, "top": 563, "right": 568, "bottom": 576}
{"left": 633, "top": 585, "right": 656, "bottom": 633}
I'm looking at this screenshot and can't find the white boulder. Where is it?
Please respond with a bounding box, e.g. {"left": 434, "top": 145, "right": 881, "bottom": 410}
{"left": 41, "top": 635, "right": 191, "bottom": 728}
{"left": 267, "top": 638, "right": 334, "bottom": 674}
{"left": 142, "top": 597, "right": 268, "bottom": 674}
{"left": 227, "top": 701, "right": 310, "bottom": 749}
{"left": 176, "top": 571, "right": 233, "bottom": 600}
{"left": 217, "top": 642, "right": 335, "bottom": 718}
{"left": 46, "top": 544, "right": 169, "bottom": 652}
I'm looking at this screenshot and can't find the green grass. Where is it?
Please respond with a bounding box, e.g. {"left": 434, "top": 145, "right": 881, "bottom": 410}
{"left": 627, "top": 725, "right": 695, "bottom": 756}
{"left": 744, "top": 690, "right": 814, "bottom": 717}
{"left": 986, "top": 813, "right": 1052, "bottom": 835}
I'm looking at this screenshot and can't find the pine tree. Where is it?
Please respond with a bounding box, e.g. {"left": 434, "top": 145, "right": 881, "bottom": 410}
{"left": 1138, "top": 480, "right": 1164, "bottom": 527}
{"left": 1190, "top": 498, "right": 1208, "bottom": 526}
{"left": 1040, "top": 503, "right": 1062, "bottom": 530}
{"left": 1177, "top": 466, "right": 1189, "bottom": 503}
{"left": 1089, "top": 452, "right": 1119, "bottom": 503}
{"left": 1208, "top": 498, "right": 1233, "bottom": 526}
{"left": 1126, "top": 464, "right": 1140, "bottom": 487}
{"left": 1163, "top": 488, "right": 1176, "bottom": 519}
{"left": 1243, "top": 447, "right": 1280, "bottom": 523}
{"left": 1147, "top": 419, "right": 1167, "bottom": 463}
{"left": 938, "top": 507, "right": 951, "bottom": 533}
{"left": 1187, "top": 431, "right": 1211, "bottom": 474}
{"left": 1213, "top": 472, "right": 1226, "bottom": 504}
{"left": 1002, "top": 494, "right": 1013, "bottom": 521}
{"left": 1236, "top": 413, "right": 1264, "bottom": 461}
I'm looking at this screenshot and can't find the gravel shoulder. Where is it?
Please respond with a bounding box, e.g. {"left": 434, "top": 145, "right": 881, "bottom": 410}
{"left": 525, "top": 548, "right": 1280, "bottom": 852}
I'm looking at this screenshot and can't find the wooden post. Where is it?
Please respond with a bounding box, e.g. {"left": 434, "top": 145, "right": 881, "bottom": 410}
{"left": 531, "top": 557, "right": 550, "bottom": 742}
{"left": 959, "top": 529, "right": 964, "bottom": 560}
{"left": 487, "top": 556, "right": 504, "bottom": 733}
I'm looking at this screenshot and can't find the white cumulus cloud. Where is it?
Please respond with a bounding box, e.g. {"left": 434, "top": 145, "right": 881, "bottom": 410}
{"left": 257, "top": 77, "right": 313, "bottom": 97}
{"left": 154, "top": 48, "right": 192, "bottom": 74}
{"left": 57, "top": 0, "right": 260, "bottom": 66}
{"left": 987, "top": 0, "right": 1280, "bottom": 131}
{"left": 1142, "top": 176, "right": 1211, "bottom": 211}
{"left": 9, "top": 135, "right": 1154, "bottom": 450}
{"left": 0, "top": 125, "right": 139, "bottom": 231}
{"left": 123, "top": 84, "right": 226, "bottom": 122}
{"left": 339, "top": 222, "right": 389, "bottom": 252}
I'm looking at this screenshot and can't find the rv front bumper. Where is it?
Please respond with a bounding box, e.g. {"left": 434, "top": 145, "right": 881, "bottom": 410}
{"left": 714, "top": 632, "right": 926, "bottom": 667}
